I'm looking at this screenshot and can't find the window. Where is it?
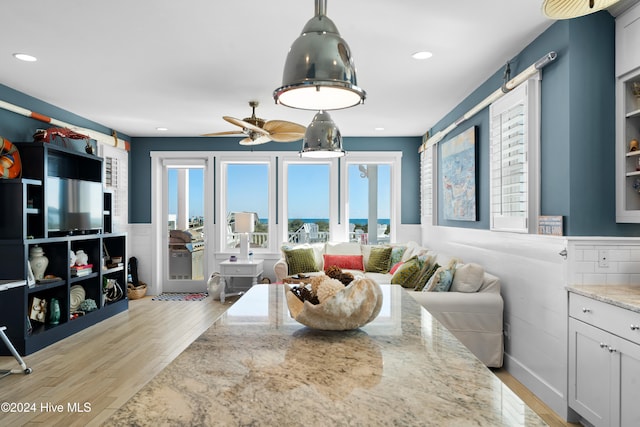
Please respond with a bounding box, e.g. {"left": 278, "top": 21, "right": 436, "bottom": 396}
{"left": 222, "top": 162, "right": 270, "bottom": 251}
{"left": 420, "top": 143, "right": 436, "bottom": 224}
{"left": 285, "top": 163, "right": 331, "bottom": 244}
{"left": 347, "top": 163, "right": 391, "bottom": 244}
{"left": 489, "top": 78, "right": 540, "bottom": 233}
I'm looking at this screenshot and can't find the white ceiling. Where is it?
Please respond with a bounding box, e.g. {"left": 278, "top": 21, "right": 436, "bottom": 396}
{"left": 0, "top": 1, "right": 635, "bottom": 139}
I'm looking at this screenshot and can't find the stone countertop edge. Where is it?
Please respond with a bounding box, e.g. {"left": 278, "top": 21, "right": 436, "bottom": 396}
{"left": 567, "top": 284, "right": 640, "bottom": 313}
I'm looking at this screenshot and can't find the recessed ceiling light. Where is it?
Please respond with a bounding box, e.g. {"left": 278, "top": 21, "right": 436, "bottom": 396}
{"left": 156, "top": 127, "right": 168, "bottom": 131}
{"left": 13, "top": 53, "right": 37, "bottom": 62}
{"left": 375, "top": 127, "right": 385, "bottom": 131}
{"left": 412, "top": 51, "right": 433, "bottom": 60}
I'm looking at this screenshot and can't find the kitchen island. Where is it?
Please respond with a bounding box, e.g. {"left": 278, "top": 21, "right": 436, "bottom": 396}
{"left": 107, "top": 284, "right": 546, "bottom": 426}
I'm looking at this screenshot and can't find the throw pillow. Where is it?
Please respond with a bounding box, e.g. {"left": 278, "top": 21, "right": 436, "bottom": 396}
{"left": 283, "top": 248, "right": 319, "bottom": 276}
{"left": 424, "top": 260, "right": 458, "bottom": 292}
{"left": 390, "top": 246, "right": 407, "bottom": 266}
{"left": 450, "top": 263, "right": 485, "bottom": 293}
{"left": 390, "top": 256, "right": 421, "bottom": 288}
{"left": 366, "top": 246, "right": 393, "bottom": 273}
{"left": 323, "top": 254, "right": 364, "bottom": 271}
{"left": 389, "top": 261, "right": 404, "bottom": 275}
{"left": 414, "top": 261, "right": 440, "bottom": 292}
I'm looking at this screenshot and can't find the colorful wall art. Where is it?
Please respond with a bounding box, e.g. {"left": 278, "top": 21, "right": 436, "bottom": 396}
{"left": 441, "top": 126, "right": 477, "bottom": 221}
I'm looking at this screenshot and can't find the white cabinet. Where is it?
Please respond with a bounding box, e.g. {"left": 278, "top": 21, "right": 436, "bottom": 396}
{"left": 568, "top": 293, "right": 640, "bottom": 427}
{"left": 616, "top": 3, "right": 640, "bottom": 222}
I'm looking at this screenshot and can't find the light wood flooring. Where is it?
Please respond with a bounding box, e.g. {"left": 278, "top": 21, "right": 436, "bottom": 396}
{"left": 1, "top": 295, "right": 579, "bottom": 426}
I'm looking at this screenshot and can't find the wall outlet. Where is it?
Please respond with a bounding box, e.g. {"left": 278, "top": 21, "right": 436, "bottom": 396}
{"left": 504, "top": 323, "right": 511, "bottom": 339}
{"left": 598, "top": 249, "right": 609, "bottom": 268}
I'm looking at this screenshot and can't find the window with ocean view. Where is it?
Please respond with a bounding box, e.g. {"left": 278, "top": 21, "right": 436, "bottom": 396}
{"left": 348, "top": 163, "right": 391, "bottom": 244}
{"left": 286, "top": 163, "right": 330, "bottom": 243}
{"left": 224, "top": 163, "right": 269, "bottom": 251}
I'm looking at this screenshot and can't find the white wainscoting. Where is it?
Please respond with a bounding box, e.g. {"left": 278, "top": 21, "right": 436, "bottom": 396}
{"left": 422, "top": 225, "right": 571, "bottom": 419}
{"left": 127, "top": 224, "right": 156, "bottom": 294}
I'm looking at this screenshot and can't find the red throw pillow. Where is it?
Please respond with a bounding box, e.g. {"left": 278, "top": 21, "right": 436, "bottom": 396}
{"left": 390, "top": 261, "right": 404, "bottom": 275}
{"left": 323, "top": 254, "right": 364, "bottom": 271}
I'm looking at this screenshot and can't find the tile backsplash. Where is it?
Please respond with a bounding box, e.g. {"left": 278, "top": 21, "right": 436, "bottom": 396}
{"left": 568, "top": 238, "right": 640, "bottom": 285}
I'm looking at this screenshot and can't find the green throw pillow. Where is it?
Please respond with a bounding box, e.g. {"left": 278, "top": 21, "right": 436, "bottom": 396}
{"left": 284, "top": 248, "right": 318, "bottom": 276}
{"left": 390, "top": 256, "right": 421, "bottom": 288}
{"left": 366, "top": 246, "right": 393, "bottom": 273}
{"left": 414, "top": 261, "right": 440, "bottom": 292}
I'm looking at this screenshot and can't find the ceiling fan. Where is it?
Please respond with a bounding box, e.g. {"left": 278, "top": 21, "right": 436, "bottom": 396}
{"left": 202, "top": 101, "right": 306, "bottom": 145}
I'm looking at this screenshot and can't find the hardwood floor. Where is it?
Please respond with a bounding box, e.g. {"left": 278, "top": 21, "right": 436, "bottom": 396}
{"left": 1, "top": 295, "right": 577, "bottom": 426}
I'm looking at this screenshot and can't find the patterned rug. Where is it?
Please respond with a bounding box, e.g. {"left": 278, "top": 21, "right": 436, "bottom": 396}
{"left": 152, "top": 292, "right": 208, "bottom": 301}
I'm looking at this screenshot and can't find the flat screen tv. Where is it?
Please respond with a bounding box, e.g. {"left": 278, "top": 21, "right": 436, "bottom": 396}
{"left": 47, "top": 177, "right": 103, "bottom": 236}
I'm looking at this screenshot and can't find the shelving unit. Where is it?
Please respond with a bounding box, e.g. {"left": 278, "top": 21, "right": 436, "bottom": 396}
{"left": 0, "top": 142, "right": 127, "bottom": 356}
{"left": 615, "top": 2, "right": 640, "bottom": 222}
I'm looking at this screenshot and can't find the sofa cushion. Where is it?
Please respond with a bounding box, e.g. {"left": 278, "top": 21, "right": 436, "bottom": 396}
{"left": 451, "top": 263, "right": 485, "bottom": 293}
{"left": 281, "top": 242, "right": 325, "bottom": 270}
{"left": 390, "top": 246, "right": 407, "bottom": 266}
{"left": 413, "top": 261, "right": 440, "bottom": 292}
{"left": 325, "top": 242, "right": 361, "bottom": 255}
{"left": 366, "top": 246, "right": 393, "bottom": 273}
{"left": 389, "top": 261, "right": 403, "bottom": 275}
{"left": 424, "top": 261, "right": 457, "bottom": 292}
{"left": 390, "top": 256, "right": 421, "bottom": 288}
{"left": 323, "top": 254, "right": 364, "bottom": 271}
{"left": 283, "top": 247, "right": 319, "bottom": 275}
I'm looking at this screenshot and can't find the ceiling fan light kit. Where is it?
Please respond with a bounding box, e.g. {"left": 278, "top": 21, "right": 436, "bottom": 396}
{"left": 273, "top": 0, "right": 366, "bottom": 111}
{"left": 542, "top": 0, "right": 620, "bottom": 19}
{"left": 300, "top": 110, "right": 345, "bottom": 158}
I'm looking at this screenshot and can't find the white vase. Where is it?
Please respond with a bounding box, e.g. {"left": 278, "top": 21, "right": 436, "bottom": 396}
{"left": 75, "top": 250, "right": 89, "bottom": 266}
{"left": 29, "top": 246, "right": 49, "bottom": 280}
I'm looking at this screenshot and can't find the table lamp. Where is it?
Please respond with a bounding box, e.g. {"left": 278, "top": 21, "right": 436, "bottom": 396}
{"left": 234, "top": 212, "right": 255, "bottom": 261}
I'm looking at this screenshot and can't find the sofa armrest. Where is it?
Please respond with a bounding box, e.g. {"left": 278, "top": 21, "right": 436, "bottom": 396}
{"left": 274, "top": 258, "right": 289, "bottom": 282}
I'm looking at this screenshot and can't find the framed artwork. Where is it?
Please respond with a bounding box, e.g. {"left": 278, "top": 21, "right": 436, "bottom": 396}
{"left": 441, "top": 126, "right": 477, "bottom": 221}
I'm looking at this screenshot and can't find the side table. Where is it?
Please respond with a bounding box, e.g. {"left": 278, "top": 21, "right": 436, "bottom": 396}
{"left": 219, "top": 259, "right": 264, "bottom": 303}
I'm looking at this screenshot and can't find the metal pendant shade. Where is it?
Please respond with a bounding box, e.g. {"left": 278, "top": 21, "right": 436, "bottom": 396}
{"left": 542, "top": 0, "right": 620, "bottom": 19}
{"left": 274, "top": 0, "right": 366, "bottom": 111}
{"left": 300, "top": 111, "right": 345, "bottom": 158}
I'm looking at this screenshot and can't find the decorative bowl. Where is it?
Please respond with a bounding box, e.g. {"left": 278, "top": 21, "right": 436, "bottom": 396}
{"left": 285, "top": 277, "right": 383, "bottom": 331}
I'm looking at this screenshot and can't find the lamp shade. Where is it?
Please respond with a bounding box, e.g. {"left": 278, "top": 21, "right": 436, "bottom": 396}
{"left": 542, "top": 0, "right": 620, "bottom": 19}
{"left": 300, "top": 110, "right": 345, "bottom": 158}
{"left": 234, "top": 212, "right": 255, "bottom": 233}
{"left": 273, "top": 0, "right": 366, "bottom": 111}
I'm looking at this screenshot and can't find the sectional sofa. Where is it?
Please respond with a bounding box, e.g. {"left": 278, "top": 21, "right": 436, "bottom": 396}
{"left": 274, "top": 241, "right": 504, "bottom": 368}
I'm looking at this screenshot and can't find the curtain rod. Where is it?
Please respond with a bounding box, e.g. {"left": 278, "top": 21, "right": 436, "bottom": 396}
{"left": 419, "top": 51, "right": 557, "bottom": 152}
{"left": 0, "top": 99, "right": 129, "bottom": 150}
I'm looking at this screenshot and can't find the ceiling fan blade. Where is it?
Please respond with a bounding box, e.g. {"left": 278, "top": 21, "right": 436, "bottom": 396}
{"left": 269, "top": 132, "right": 305, "bottom": 143}
{"left": 239, "top": 135, "right": 272, "bottom": 146}
{"left": 264, "top": 120, "right": 306, "bottom": 135}
{"left": 201, "top": 130, "right": 245, "bottom": 137}
{"left": 224, "top": 116, "right": 268, "bottom": 136}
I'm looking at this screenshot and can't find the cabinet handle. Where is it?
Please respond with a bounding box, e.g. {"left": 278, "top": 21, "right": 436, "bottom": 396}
{"left": 608, "top": 347, "right": 617, "bottom": 353}
{"left": 631, "top": 325, "right": 640, "bottom": 331}
{"left": 582, "top": 307, "right": 591, "bottom": 313}
{"left": 600, "top": 342, "right": 608, "bottom": 348}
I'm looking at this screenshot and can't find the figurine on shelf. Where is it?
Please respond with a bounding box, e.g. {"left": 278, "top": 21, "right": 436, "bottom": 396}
{"left": 630, "top": 139, "right": 639, "bottom": 152}
{"left": 75, "top": 249, "right": 89, "bottom": 266}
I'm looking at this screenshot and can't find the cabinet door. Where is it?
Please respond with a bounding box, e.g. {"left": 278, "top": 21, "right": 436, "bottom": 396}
{"left": 616, "top": 2, "right": 640, "bottom": 77}
{"left": 617, "top": 336, "right": 640, "bottom": 427}
{"left": 569, "top": 319, "right": 613, "bottom": 427}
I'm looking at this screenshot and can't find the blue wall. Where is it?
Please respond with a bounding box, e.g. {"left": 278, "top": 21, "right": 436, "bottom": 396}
{"left": 431, "top": 12, "right": 640, "bottom": 236}
{"left": 0, "top": 83, "right": 125, "bottom": 144}
{"left": 128, "top": 135, "right": 422, "bottom": 224}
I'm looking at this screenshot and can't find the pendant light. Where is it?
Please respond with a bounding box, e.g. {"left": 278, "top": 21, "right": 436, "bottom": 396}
{"left": 299, "top": 111, "right": 345, "bottom": 158}
{"left": 274, "top": 0, "right": 366, "bottom": 111}
{"left": 542, "top": 0, "right": 620, "bottom": 19}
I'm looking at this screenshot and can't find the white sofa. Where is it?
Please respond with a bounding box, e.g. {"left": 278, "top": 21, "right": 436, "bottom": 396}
{"left": 274, "top": 241, "right": 504, "bottom": 368}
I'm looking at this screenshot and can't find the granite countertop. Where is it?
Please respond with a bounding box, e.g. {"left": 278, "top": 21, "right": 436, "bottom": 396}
{"left": 567, "top": 284, "right": 640, "bottom": 313}
{"left": 106, "top": 284, "right": 546, "bottom": 426}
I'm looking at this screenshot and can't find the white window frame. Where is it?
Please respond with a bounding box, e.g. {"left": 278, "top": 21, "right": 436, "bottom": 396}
{"left": 278, "top": 153, "right": 340, "bottom": 243}
{"left": 489, "top": 77, "right": 540, "bottom": 233}
{"left": 99, "top": 143, "right": 129, "bottom": 233}
{"left": 216, "top": 153, "right": 278, "bottom": 254}
{"left": 341, "top": 152, "right": 403, "bottom": 243}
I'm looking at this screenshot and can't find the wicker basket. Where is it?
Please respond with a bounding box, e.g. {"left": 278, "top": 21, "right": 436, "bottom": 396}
{"left": 127, "top": 282, "right": 147, "bottom": 300}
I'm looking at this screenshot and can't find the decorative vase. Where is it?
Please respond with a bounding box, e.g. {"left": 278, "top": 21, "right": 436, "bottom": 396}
{"left": 48, "top": 298, "right": 60, "bottom": 325}
{"left": 29, "top": 245, "right": 49, "bottom": 280}
{"left": 75, "top": 249, "right": 89, "bottom": 266}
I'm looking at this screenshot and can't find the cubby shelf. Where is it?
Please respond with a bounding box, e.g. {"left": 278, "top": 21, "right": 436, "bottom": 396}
{"left": 0, "top": 142, "right": 127, "bottom": 356}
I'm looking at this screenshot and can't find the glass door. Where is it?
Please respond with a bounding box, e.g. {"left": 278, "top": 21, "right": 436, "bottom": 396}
{"left": 163, "top": 162, "right": 207, "bottom": 292}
